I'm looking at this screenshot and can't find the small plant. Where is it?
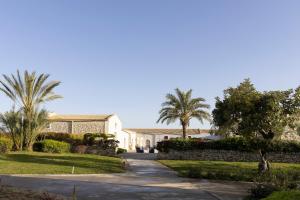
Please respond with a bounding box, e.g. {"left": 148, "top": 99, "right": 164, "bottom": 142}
{"left": 117, "top": 148, "right": 127, "bottom": 154}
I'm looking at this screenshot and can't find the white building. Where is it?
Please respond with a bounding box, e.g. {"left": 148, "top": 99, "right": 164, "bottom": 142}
{"left": 46, "top": 113, "right": 217, "bottom": 151}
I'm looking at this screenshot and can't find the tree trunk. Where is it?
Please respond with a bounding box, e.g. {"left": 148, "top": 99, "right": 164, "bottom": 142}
{"left": 182, "top": 123, "right": 187, "bottom": 139}
{"left": 258, "top": 149, "right": 271, "bottom": 174}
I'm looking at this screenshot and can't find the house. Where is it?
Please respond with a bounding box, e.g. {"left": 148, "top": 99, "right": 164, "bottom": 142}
{"left": 46, "top": 113, "right": 217, "bottom": 151}
{"left": 45, "top": 113, "right": 130, "bottom": 149}
{"left": 124, "top": 128, "right": 219, "bottom": 151}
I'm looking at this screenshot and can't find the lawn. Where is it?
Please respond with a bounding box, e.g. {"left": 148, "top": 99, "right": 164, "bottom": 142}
{"left": 0, "top": 152, "right": 125, "bottom": 174}
{"left": 159, "top": 160, "right": 300, "bottom": 181}
{"left": 263, "top": 190, "right": 300, "bottom": 200}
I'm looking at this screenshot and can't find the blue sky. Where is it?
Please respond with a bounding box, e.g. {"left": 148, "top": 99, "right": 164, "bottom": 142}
{"left": 0, "top": 0, "right": 300, "bottom": 129}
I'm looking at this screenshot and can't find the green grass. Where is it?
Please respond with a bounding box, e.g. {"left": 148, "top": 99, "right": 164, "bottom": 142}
{"left": 159, "top": 160, "right": 300, "bottom": 181}
{"left": 0, "top": 152, "right": 125, "bottom": 174}
{"left": 263, "top": 190, "right": 300, "bottom": 200}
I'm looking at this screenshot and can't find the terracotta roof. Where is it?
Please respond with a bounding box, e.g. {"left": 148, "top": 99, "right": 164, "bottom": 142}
{"left": 124, "top": 128, "right": 210, "bottom": 135}
{"left": 48, "top": 114, "right": 113, "bottom": 122}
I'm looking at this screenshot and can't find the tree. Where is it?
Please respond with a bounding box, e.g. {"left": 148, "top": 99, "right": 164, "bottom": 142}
{"left": 0, "top": 70, "right": 62, "bottom": 150}
{"left": 212, "top": 79, "right": 300, "bottom": 172}
{"left": 157, "top": 88, "right": 211, "bottom": 139}
{"left": 0, "top": 109, "right": 24, "bottom": 150}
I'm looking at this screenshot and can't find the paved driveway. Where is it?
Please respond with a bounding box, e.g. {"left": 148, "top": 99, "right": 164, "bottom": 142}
{"left": 0, "top": 154, "right": 251, "bottom": 200}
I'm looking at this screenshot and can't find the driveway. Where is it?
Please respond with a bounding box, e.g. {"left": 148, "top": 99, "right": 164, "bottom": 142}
{"left": 0, "top": 153, "right": 251, "bottom": 200}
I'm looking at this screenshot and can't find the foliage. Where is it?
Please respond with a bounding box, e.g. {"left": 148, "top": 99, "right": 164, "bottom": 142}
{"left": 0, "top": 109, "right": 23, "bottom": 150}
{"left": 157, "top": 88, "right": 210, "bottom": 138}
{"left": 71, "top": 145, "right": 88, "bottom": 154}
{"left": 117, "top": 148, "right": 127, "bottom": 154}
{"left": 0, "top": 70, "right": 62, "bottom": 150}
{"left": 156, "top": 137, "right": 300, "bottom": 153}
{"left": 38, "top": 132, "right": 84, "bottom": 145}
{"left": 83, "top": 133, "right": 114, "bottom": 146}
{"left": 0, "top": 152, "right": 125, "bottom": 174}
{"left": 213, "top": 79, "right": 300, "bottom": 139}
{"left": 250, "top": 184, "right": 280, "bottom": 199}
{"left": 262, "top": 190, "right": 300, "bottom": 200}
{"left": 33, "top": 139, "right": 71, "bottom": 153}
{"left": 159, "top": 160, "right": 300, "bottom": 182}
{"left": 82, "top": 133, "right": 118, "bottom": 151}
{"left": 212, "top": 79, "right": 300, "bottom": 172}
{"left": 250, "top": 171, "right": 300, "bottom": 199}
{"left": 0, "top": 137, "right": 13, "bottom": 153}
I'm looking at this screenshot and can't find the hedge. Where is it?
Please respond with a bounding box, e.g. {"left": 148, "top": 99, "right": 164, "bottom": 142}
{"left": 0, "top": 137, "right": 13, "bottom": 153}
{"left": 33, "top": 139, "right": 71, "bottom": 153}
{"left": 37, "top": 132, "right": 84, "bottom": 145}
{"left": 156, "top": 137, "right": 300, "bottom": 153}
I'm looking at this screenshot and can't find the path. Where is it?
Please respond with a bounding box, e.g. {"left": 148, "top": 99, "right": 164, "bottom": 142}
{"left": 0, "top": 153, "right": 251, "bottom": 200}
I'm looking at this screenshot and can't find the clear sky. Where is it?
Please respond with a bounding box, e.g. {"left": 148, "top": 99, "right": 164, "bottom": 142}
{"left": 0, "top": 0, "right": 300, "bottom": 129}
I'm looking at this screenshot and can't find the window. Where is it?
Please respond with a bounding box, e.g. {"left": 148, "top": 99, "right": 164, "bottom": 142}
{"left": 164, "top": 136, "right": 168, "bottom": 140}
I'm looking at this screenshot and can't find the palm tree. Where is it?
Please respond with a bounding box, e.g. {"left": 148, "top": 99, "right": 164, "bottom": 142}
{"left": 0, "top": 70, "right": 61, "bottom": 150}
{"left": 157, "top": 88, "right": 211, "bottom": 139}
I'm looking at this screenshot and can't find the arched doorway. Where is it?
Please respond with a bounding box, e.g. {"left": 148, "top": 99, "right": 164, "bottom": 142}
{"left": 145, "top": 139, "right": 151, "bottom": 149}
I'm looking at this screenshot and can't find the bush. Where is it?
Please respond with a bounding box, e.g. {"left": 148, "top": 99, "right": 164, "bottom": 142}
{"left": 83, "top": 133, "right": 115, "bottom": 146}
{"left": 117, "top": 148, "right": 127, "bottom": 154}
{"left": 72, "top": 145, "right": 88, "bottom": 154}
{"left": 249, "top": 171, "right": 300, "bottom": 199}
{"left": 33, "top": 139, "right": 71, "bottom": 153}
{"left": 156, "top": 137, "right": 300, "bottom": 153}
{"left": 250, "top": 184, "right": 280, "bottom": 199}
{"left": 0, "top": 137, "right": 13, "bottom": 153}
{"left": 37, "top": 132, "right": 84, "bottom": 145}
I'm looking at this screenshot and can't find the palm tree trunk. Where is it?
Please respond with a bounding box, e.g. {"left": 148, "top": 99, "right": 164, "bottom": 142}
{"left": 182, "top": 123, "right": 187, "bottom": 139}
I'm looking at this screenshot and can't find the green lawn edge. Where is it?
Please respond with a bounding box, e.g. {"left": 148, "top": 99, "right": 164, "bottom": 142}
{"left": 0, "top": 152, "right": 125, "bottom": 174}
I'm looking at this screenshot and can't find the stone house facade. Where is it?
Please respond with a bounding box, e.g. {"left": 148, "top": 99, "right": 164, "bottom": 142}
{"left": 45, "top": 113, "right": 130, "bottom": 149}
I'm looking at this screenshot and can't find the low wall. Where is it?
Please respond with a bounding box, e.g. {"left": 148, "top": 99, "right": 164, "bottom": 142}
{"left": 157, "top": 149, "right": 300, "bottom": 163}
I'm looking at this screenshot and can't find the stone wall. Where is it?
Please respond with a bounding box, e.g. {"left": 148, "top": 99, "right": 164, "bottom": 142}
{"left": 73, "top": 121, "right": 105, "bottom": 134}
{"left": 46, "top": 122, "right": 71, "bottom": 133}
{"left": 158, "top": 149, "right": 300, "bottom": 163}
{"left": 45, "top": 121, "right": 106, "bottom": 134}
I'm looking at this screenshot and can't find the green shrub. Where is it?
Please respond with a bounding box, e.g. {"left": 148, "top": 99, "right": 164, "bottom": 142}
{"left": 156, "top": 137, "right": 300, "bottom": 153}
{"left": 33, "top": 139, "right": 71, "bottom": 153}
{"left": 117, "top": 148, "right": 127, "bottom": 154}
{"left": 37, "top": 132, "right": 84, "bottom": 145}
{"left": 249, "top": 170, "right": 300, "bottom": 200}
{"left": 83, "top": 133, "right": 115, "bottom": 146}
{"left": 0, "top": 137, "right": 13, "bottom": 153}
{"left": 250, "top": 184, "right": 280, "bottom": 199}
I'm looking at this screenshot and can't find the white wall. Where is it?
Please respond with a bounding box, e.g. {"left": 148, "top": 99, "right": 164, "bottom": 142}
{"left": 136, "top": 133, "right": 155, "bottom": 149}
{"left": 116, "top": 130, "right": 130, "bottom": 149}
{"left": 106, "top": 115, "right": 122, "bottom": 135}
